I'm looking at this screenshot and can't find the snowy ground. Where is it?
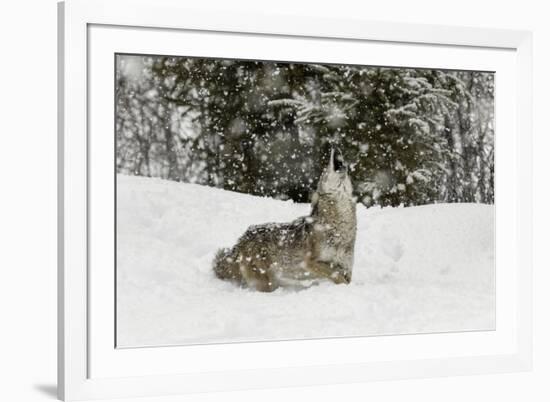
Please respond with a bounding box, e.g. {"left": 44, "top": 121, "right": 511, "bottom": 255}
{"left": 116, "top": 175, "right": 495, "bottom": 348}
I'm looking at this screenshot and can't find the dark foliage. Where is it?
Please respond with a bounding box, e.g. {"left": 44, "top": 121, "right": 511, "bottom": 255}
{"left": 116, "top": 55, "right": 494, "bottom": 206}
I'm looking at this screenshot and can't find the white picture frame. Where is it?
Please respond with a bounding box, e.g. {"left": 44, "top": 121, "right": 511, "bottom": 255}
{"left": 58, "top": 0, "right": 533, "bottom": 400}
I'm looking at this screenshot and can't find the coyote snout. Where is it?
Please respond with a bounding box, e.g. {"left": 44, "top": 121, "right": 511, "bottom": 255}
{"left": 213, "top": 148, "right": 357, "bottom": 292}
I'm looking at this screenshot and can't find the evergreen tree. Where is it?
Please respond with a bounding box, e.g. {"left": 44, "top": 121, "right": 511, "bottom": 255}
{"left": 115, "top": 55, "right": 494, "bottom": 207}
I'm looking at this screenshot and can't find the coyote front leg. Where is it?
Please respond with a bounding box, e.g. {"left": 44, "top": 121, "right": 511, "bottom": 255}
{"left": 308, "top": 260, "right": 351, "bottom": 284}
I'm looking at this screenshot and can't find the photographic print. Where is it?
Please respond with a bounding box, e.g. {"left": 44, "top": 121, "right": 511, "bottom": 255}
{"left": 115, "top": 54, "right": 495, "bottom": 348}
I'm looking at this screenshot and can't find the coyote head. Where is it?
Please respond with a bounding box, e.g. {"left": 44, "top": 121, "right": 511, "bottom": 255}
{"left": 316, "top": 147, "right": 353, "bottom": 196}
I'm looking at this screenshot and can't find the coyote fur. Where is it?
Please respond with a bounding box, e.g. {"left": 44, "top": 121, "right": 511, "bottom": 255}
{"left": 213, "top": 148, "right": 357, "bottom": 292}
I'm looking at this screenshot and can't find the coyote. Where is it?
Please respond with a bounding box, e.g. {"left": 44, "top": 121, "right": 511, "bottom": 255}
{"left": 213, "top": 148, "right": 357, "bottom": 292}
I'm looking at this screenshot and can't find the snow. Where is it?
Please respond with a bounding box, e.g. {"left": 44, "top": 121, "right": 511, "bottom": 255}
{"left": 116, "top": 174, "right": 495, "bottom": 347}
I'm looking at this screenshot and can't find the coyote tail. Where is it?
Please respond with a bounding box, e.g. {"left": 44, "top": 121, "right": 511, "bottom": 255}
{"left": 213, "top": 248, "right": 242, "bottom": 282}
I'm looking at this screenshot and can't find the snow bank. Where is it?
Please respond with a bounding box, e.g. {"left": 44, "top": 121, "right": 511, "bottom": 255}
{"left": 116, "top": 175, "right": 495, "bottom": 347}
